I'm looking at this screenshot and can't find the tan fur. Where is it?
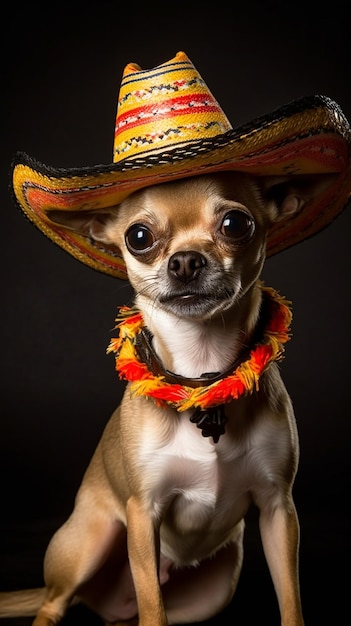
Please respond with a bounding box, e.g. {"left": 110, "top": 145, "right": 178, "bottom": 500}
{"left": 1, "top": 171, "right": 329, "bottom": 625}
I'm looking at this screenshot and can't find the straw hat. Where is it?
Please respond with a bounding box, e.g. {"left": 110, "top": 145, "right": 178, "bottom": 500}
{"left": 12, "top": 51, "right": 351, "bottom": 279}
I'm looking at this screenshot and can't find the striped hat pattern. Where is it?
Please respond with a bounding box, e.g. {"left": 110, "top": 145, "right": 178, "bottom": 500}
{"left": 114, "top": 53, "right": 232, "bottom": 162}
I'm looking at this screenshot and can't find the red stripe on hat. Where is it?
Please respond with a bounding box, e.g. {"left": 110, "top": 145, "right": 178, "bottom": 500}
{"left": 115, "top": 94, "right": 222, "bottom": 135}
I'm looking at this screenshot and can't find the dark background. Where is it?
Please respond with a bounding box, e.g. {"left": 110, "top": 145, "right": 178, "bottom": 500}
{"left": 1, "top": 1, "right": 350, "bottom": 624}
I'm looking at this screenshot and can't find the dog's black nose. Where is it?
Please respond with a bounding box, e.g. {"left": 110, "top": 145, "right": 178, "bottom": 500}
{"left": 168, "top": 251, "right": 207, "bottom": 283}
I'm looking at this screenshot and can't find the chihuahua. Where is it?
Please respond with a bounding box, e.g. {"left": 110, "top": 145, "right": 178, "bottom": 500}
{"left": 1, "top": 170, "right": 328, "bottom": 626}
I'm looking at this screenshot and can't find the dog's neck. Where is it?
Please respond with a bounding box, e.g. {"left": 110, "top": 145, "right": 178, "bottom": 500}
{"left": 110, "top": 283, "right": 291, "bottom": 442}
{"left": 135, "top": 286, "right": 262, "bottom": 380}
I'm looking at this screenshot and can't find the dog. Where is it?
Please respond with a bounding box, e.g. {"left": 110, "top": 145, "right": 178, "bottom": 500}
{"left": 1, "top": 169, "right": 331, "bottom": 626}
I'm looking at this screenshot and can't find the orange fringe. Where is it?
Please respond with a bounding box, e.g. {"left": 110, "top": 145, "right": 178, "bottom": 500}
{"left": 107, "top": 285, "right": 292, "bottom": 412}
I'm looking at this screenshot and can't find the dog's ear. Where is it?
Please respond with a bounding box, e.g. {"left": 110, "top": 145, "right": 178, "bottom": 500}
{"left": 47, "top": 209, "right": 118, "bottom": 243}
{"left": 261, "top": 173, "right": 337, "bottom": 223}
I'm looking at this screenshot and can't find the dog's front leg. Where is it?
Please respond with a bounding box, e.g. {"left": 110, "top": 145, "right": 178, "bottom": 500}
{"left": 126, "top": 496, "right": 167, "bottom": 626}
{"left": 259, "top": 502, "right": 304, "bottom": 626}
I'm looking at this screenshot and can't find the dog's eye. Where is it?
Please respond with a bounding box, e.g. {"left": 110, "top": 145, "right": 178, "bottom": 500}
{"left": 220, "top": 210, "right": 255, "bottom": 240}
{"left": 125, "top": 224, "right": 156, "bottom": 254}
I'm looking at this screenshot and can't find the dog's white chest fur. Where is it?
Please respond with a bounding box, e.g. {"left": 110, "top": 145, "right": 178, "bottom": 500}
{"left": 138, "top": 411, "right": 250, "bottom": 565}
{"left": 142, "top": 414, "right": 219, "bottom": 503}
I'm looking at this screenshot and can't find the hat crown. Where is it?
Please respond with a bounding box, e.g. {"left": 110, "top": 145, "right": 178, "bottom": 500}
{"left": 113, "top": 51, "right": 232, "bottom": 162}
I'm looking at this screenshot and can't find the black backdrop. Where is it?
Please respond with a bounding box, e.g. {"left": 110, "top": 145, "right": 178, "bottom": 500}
{"left": 1, "top": 2, "right": 350, "bottom": 624}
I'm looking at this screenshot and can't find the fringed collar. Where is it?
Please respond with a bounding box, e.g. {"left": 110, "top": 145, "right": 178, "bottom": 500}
{"left": 107, "top": 284, "right": 292, "bottom": 442}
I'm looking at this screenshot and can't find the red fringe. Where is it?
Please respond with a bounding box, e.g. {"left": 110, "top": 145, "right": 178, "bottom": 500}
{"left": 109, "top": 285, "right": 292, "bottom": 412}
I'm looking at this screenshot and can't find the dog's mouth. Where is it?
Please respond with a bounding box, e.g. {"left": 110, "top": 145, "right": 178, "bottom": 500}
{"left": 159, "top": 288, "right": 236, "bottom": 318}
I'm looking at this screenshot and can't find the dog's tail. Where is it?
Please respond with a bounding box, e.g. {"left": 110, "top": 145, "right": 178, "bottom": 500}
{"left": 0, "top": 588, "right": 47, "bottom": 617}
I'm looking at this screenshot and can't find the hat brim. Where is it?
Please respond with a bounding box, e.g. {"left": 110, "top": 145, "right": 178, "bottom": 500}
{"left": 12, "top": 95, "right": 351, "bottom": 279}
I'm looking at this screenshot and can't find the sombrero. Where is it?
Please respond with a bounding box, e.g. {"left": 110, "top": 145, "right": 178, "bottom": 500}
{"left": 12, "top": 50, "right": 351, "bottom": 280}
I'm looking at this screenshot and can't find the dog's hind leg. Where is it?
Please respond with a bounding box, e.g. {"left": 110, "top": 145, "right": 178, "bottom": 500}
{"left": 32, "top": 502, "right": 128, "bottom": 626}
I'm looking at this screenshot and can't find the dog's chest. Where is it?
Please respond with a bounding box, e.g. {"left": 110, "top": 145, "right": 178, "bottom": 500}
{"left": 138, "top": 413, "right": 250, "bottom": 530}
